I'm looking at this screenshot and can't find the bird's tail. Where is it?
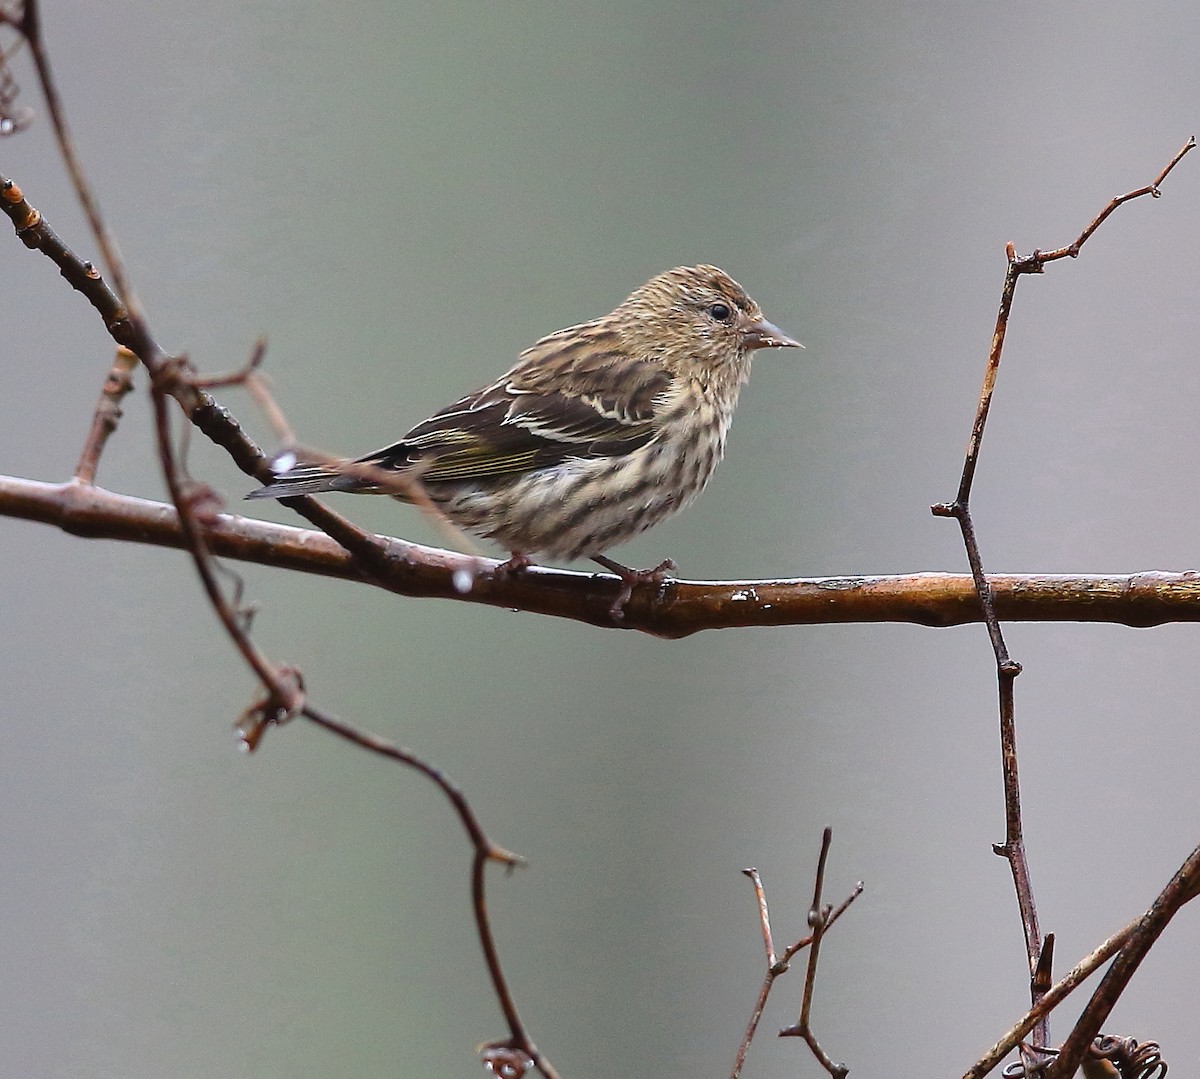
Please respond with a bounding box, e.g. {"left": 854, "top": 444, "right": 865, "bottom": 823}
{"left": 246, "top": 456, "right": 350, "bottom": 500}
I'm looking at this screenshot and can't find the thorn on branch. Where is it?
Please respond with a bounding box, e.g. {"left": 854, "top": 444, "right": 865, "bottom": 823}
{"left": 488, "top": 845, "right": 527, "bottom": 871}
{"left": 1032, "top": 934, "right": 1055, "bottom": 996}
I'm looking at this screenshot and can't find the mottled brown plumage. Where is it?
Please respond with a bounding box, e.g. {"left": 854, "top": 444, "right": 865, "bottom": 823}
{"left": 249, "top": 265, "right": 801, "bottom": 573}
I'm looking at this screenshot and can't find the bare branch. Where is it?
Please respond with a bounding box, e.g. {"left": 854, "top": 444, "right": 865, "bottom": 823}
{"left": 1014, "top": 136, "right": 1195, "bottom": 268}
{"left": 933, "top": 138, "right": 1196, "bottom": 1069}
{"left": 964, "top": 918, "right": 1138, "bottom": 1078}
{"left": 1042, "top": 842, "right": 1200, "bottom": 1079}
{"left": 74, "top": 346, "right": 137, "bottom": 483}
{"left": 778, "top": 828, "right": 850, "bottom": 1078}
{"left": 11, "top": 476, "right": 1200, "bottom": 635}
{"left": 731, "top": 851, "right": 862, "bottom": 1079}
{"left": 293, "top": 704, "right": 559, "bottom": 1079}
{"left": 3, "top": 26, "right": 564, "bottom": 1071}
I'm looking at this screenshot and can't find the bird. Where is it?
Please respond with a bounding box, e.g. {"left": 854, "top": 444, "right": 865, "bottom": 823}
{"left": 248, "top": 264, "right": 802, "bottom": 614}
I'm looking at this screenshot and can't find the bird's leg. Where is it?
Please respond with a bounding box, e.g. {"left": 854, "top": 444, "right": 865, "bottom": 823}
{"left": 591, "top": 555, "right": 677, "bottom": 622}
{"left": 495, "top": 550, "right": 533, "bottom": 578}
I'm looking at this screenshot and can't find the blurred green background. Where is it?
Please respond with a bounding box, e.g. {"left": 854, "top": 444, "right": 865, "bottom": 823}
{"left": 3, "top": 3, "right": 1199, "bottom": 1077}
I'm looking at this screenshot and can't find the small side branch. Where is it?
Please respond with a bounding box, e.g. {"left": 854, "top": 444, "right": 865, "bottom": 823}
{"left": 731, "top": 830, "right": 863, "bottom": 1079}
{"left": 1013, "top": 136, "right": 1195, "bottom": 269}
{"left": 74, "top": 347, "right": 137, "bottom": 483}
{"left": 778, "top": 829, "right": 852, "bottom": 1078}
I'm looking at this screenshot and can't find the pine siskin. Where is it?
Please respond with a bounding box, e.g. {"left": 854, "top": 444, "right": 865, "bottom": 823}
{"left": 249, "top": 265, "right": 801, "bottom": 602}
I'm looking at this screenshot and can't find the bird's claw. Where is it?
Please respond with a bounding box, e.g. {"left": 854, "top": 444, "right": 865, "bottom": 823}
{"left": 495, "top": 551, "right": 532, "bottom": 578}
{"left": 592, "top": 555, "right": 676, "bottom": 622}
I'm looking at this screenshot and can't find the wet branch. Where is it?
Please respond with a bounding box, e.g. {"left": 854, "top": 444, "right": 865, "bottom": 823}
{"left": 10, "top": 475, "right": 1200, "bottom": 634}
{"left": 3, "top": 18, "right": 1199, "bottom": 1073}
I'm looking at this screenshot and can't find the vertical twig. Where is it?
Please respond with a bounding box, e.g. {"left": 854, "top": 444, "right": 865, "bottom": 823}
{"left": 74, "top": 346, "right": 137, "bottom": 483}
{"left": 778, "top": 828, "right": 849, "bottom": 1079}
{"left": 932, "top": 251, "right": 1042, "bottom": 1063}
{"left": 731, "top": 868, "right": 781, "bottom": 1079}
{"left": 934, "top": 135, "right": 1195, "bottom": 1074}
{"left": 731, "top": 847, "right": 862, "bottom": 1079}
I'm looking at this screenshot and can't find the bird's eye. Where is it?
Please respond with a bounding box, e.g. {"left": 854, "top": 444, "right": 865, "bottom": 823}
{"left": 707, "top": 302, "right": 732, "bottom": 322}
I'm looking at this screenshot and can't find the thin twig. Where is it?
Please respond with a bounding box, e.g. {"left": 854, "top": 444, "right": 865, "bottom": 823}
{"left": 731, "top": 853, "right": 862, "bottom": 1079}
{"left": 295, "top": 704, "right": 561, "bottom": 1079}
{"left": 1013, "top": 136, "right": 1195, "bottom": 268}
{"left": 778, "top": 828, "right": 850, "bottom": 1079}
{"left": 964, "top": 917, "right": 1138, "bottom": 1078}
{"left": 3, "top": 22, "right": 561, "bottom": 1074}
{"left": 74, "top": 346, "right": 137, "bottom": 483}
{"left": 932, "top": 137, "right": 1196, "bottom": 1069}
{"left": 746, "top": 868, "right": 778, "bottom": 968}
{"left": 731, "top": 869, "right": 780, "bottom": 1079}
{"left": 1042, "top": 842, "right": 1200, "bottom": 1079}
{"left": 14, "top": 0, "right": 134, "bottom": 304}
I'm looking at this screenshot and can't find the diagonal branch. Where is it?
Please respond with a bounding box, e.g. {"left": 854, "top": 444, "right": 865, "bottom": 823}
{"left": 963, "top": 915, "right": 1138, "bottom": 1078}
{"left": 1042, "top": 842, "right": 1200, "bottom": 1079}
{"left": 2, "top": 19, "right": 563, "bottom": 1072}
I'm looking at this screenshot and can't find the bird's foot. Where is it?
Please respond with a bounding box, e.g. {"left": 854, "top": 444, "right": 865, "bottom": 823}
{"left": 591, "top": 555, "right": 677, "bottom": 622}
{"left": 495, "top": 550, "right": 533, "bottom": 578}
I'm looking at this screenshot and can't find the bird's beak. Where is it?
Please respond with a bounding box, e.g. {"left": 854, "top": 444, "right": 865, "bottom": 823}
{"left": 743, "top": 317, "right": 804, "bottom": 351}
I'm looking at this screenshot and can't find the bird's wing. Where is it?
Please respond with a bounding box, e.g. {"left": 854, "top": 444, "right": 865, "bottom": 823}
{"left": 360, "top": 329, "right": 675, "bottom": 484}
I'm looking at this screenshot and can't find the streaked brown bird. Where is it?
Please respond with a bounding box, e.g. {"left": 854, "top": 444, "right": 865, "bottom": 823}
{"left": 249, "top": 264, "right": 801, "bottom": 610}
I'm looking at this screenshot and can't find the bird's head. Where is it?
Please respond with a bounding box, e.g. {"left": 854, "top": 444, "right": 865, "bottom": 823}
{"left": 615, "top": 264, "right": 802, "bottom": 378}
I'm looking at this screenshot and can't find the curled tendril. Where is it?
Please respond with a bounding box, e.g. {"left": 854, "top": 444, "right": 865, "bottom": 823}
{"left": 1000, "top": 1037, "right": 1167, "bottom": 1079}
{"left": 1091, "top": 1035, "right": 1167, "bottom": 1079}
{"left": 1000, "top": 1046, "right": 1053, "bottom": 1078}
